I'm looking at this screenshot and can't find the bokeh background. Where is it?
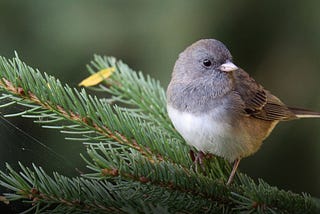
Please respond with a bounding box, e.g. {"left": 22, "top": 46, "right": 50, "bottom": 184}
{"left": 1, "top": 0, "right": 320, "bottom": 211}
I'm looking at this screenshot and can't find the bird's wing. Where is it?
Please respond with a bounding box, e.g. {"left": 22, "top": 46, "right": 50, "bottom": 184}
{"left": 233, "top": 69, "right": 297, "bottom": 121}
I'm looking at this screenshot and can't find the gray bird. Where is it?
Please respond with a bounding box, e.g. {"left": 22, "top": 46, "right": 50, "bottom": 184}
{"left": 166, "top": 39, "right": 320, "bottom": 185}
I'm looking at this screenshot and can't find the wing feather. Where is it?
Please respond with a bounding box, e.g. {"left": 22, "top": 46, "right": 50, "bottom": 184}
{"left": 233, "top": 69, "right": 296, "bottom": 121}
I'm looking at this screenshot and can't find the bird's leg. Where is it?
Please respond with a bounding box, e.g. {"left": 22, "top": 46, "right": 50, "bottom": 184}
{"left": 195, "top": 151, "right": 205, "bottom": 165}
{"left": 226, "top": 158, "right": 241, "bottom": 185}
{"left": 189, "top": 150, "right": 205, "bottom": 172}
{"left": 189, "top": 150, "right": 196, "bottom": 162}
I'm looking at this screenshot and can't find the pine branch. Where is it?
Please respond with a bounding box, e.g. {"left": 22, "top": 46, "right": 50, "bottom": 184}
{"left": 86, "top": 56, "right": 174, "bottom": 135}
{"left": 0, "top": 54, "right": 186, "bottom": 164}
{"left": 0, "top": 53, "right": 319, "bottom": 213}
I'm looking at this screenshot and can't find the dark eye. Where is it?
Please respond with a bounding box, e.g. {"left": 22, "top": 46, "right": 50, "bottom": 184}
{"left": 202, "top": 59, "right": 212, "bottom": 67}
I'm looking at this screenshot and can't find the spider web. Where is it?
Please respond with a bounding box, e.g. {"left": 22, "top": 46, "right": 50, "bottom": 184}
{"left": 0, "top": 104, "right": 83, "bottom": 174}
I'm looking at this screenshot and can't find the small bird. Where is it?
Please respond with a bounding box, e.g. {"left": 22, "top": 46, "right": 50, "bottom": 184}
{"left": 166, "top": 39, "right": 320, "bottom": 185}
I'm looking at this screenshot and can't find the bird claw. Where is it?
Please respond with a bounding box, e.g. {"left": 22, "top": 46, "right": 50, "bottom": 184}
{"left": 190, "top": 150, "right": 206, "bottom": 173}
{"left": 190, "top": 150, "right": 240, "bottom": 185}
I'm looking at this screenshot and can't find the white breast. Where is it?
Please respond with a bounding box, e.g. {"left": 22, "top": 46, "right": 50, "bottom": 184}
{"left": 167, "top": 105, "right": 250, "bottom": 162}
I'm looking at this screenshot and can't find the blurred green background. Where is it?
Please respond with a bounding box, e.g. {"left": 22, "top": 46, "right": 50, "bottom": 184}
{"left": 0, "top": 0, "right": 320, "bottom": 209}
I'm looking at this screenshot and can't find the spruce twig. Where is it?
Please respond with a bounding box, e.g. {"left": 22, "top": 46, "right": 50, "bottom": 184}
{"left": 0, "top": 53, "right": 318, "bottom": 213}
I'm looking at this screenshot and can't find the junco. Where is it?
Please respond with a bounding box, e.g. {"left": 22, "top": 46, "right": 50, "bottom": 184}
{"left": 166, "top": 39, "right": 320, "bottom": 185}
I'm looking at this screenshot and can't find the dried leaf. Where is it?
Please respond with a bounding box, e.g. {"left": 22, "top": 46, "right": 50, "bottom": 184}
{"left": 79, "top": 67, "right": 115, "bottom": 87}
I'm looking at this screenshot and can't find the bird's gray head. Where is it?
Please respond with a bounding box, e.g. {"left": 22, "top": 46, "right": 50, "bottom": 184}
{"left": 167, "top": 39, "right": 240, "bottom": 112}
{"left": 172, "top": 39, "right": 238, "bottom": 80}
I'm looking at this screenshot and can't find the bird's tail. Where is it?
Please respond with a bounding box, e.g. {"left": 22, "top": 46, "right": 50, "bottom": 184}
{"left": 288, "top": 106, "right": 320, "bottom": 118}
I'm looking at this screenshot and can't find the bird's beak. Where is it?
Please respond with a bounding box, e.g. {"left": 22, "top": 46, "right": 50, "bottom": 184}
{"left": 219, "top": 61, "right": 238, "bottom": 72}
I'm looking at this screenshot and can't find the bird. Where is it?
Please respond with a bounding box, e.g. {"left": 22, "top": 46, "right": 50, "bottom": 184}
{"left": 166, "top": 39, "right": 320, "bottom": 185}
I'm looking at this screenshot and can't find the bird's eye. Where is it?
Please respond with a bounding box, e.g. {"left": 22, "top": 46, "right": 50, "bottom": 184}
{"left": 202, "top": 59, "right": 212, "bottom": 67}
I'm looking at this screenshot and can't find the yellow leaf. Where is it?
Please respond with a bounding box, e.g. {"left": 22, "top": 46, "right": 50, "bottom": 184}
{"left": 79, "top": 67, "right": 115, "bottom": 87}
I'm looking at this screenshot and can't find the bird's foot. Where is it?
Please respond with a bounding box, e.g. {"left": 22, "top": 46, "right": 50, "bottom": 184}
{"left": 190, "top": 150, "right": 240, "bottom": 185}
{"left": 190, "top": 150, "right": 209, "bottom": 173}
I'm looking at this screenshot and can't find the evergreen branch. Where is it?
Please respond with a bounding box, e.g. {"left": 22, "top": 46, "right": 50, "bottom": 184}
{"left": 233, "top": 175, "right": 319, "bottom": 213}
{"left": 0, "top": 163, "right": 131, "bottom": 213}
{"left": 83, "top": 144, "right": 231, "bottom": 202}
{"left": 0, "top": 54, "right": 190, "bottom": 165}
{"left": 0, "top": 53, "right": 319, "bottom": 213}
{"left": 86, "top": 56, "right": 179, "bottom": 138}
{"left": 0, "top": 163, "right": 230, "bottom": 213}
{"left": 82, "top": 143, "right": 319, "bottom": 213}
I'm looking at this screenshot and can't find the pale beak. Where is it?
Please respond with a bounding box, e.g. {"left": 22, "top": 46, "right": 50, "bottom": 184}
{"left": 219, "top": 61, "right": 238, "bottom": 72}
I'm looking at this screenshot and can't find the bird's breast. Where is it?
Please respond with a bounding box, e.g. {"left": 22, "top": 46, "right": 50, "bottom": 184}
{"left": 167, "top": 104, "right": 274, "bottom": 162}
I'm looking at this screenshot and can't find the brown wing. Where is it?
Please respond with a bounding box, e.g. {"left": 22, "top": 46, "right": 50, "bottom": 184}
{"left": 233, "top": 69, "right": 297, "bottom": 121}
